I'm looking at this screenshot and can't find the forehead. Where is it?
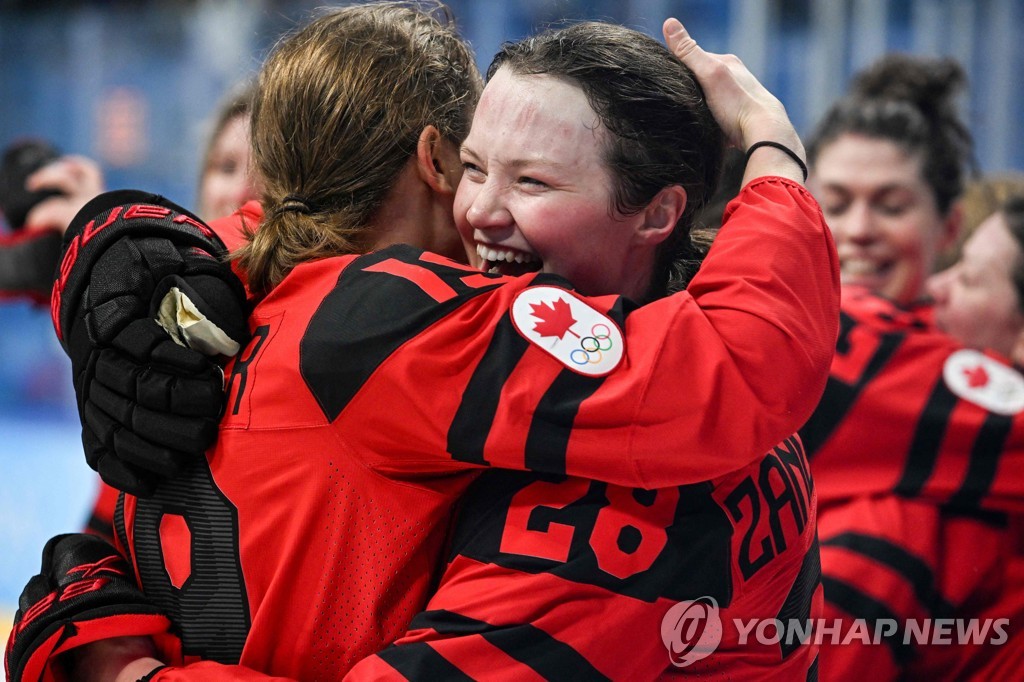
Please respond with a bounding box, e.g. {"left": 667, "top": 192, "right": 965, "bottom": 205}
{"left": 815, "top": 134, "right": 926, "bottom": 190}
{"left": 467, "top": 68, "right": 607, "bottom": 163}
{"left": 212, "top": 115, "right": 249, "bottom": 149}
{"left": 964, "top": 214, "right": 1019, "bottom": 264}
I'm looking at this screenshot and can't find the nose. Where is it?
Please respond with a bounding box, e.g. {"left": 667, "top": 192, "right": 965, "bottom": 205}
{"left": 926, "top": 267, "right": 952, "bottom": 304}
{"left": 838, "top": 202, "right": 877, "bottom": 244}
{"left": 465, "top": 178, "right": 513, "bottom": 232}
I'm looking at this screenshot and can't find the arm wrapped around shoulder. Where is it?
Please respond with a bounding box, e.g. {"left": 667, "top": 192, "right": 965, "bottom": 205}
{"left": 4, "top": 534, "right": 179, "bottom": 682}
{"left": 52, "top": 190, "right": 250, "bottom": 496}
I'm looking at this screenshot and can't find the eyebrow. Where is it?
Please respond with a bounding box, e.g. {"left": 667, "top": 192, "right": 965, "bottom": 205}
{"left": 459, "top": 145, "right": 569, "bottom": 172}
{"left": 873, "top": 184, "right": 917, "bottom": 196}
{"left": 820, "top": 182, "right": 916, "bottom": 196}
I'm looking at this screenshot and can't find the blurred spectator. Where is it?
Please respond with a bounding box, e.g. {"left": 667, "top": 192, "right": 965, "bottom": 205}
{"left": 0, "top": 139, "right": 62, "bottom": 231}
{"left": 195, "top": 82, "right": 259, "bottom": 223}
{"left": 0, "top": 83, "right": 258, "bottom": 544}
{"left": 0, "top": 139, "right": 88, "bottom": 303}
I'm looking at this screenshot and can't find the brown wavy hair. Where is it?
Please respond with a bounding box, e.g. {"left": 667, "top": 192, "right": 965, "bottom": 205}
{"left": 235, "top": 1, "right": 481, "bottom": 296}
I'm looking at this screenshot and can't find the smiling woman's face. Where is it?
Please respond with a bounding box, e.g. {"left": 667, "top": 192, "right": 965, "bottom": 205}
{"left": 928, "top": 212, "right": 1024, "bottom": 362}
{"left": 453, "top": 68, "right": 653, "bottom": 300}
{"left": 811, "top": 133, "right": 956, "bottom": 306}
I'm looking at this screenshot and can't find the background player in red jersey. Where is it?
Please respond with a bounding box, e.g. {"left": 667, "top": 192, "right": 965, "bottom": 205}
{"left": 918, "top": 195, "right": 1024, "bottom": 679}
{"left": 799, "top": 54, "right": 1024, "bottom": 680}
{"left": 6, "top": 6, "right": 838, "bottom": 682}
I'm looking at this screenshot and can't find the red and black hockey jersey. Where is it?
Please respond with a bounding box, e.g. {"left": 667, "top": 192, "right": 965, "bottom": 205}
{"left": 110, "top": 177, "right": 836, "bottom": 680}
{"left": 816, "top": 496, "right": 1021, "bottom": 681}
{"left": 348, "top": 436, "right": 821, "bottom": 681}
{"left": 801, "top": 286, "right": 1024, "bottom": 512}
{"left": 799, "top": 287, "right": 1024, "bottom": 680}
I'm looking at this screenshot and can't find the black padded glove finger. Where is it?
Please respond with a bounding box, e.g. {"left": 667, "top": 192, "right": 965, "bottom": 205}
{"left": 81, "top": 320, "right": 225, "bottom": 496}
{"left": 97, "top": 319, "right": 225, "bottom": 417}
{"left": 51, "top": 191, "right": 249, "bottom": 497}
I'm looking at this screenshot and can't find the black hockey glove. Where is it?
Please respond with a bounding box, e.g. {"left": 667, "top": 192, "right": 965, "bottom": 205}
{"left": 4, "top": 534, "right": 177, "bottom": 682}
{"left": 53, "top": 190, "right": 249, "bottom": 496}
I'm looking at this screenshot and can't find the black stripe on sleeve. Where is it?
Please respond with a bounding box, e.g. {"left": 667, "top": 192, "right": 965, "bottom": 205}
{"left": 894, "top": 377, "right": 960, "bottom": 497}
{"left": 799, "top": 312, "right": 903, "bottom": 457}
{"left": 821, "top": 532, "right": 955, "bottom": 618}
{"left": 523, "top": 370, "right": 604, "bottom": 476}
{"left": 134, "top": 462, "right": 250, "bottom": 663}
{"left": 447, "top": 314, "right": 530, "bottom": 464}
{"left": 940, "top": 506, "right": 1008, "bottom": 527}
{"left": 821, "top": 576, "right": 914, "bottom": 666}
{"left": 947, "top": 411, "right": 1013, "bottom": 509}
{"left": 114, "top": 491, "right": 130, "bottom": 563}
{"left": 408, "top": 610, "right": 611, "bottom": 682}
{"left": 375, "top": 644, "right": 476, "bottom": 682}
{"left": 522, "top": 298, "right": 629, "bottom": 476}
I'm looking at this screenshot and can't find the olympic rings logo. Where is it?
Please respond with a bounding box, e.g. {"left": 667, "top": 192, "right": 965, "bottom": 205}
{"left": 570, "top": 324, "right": 615, "bottom": 365}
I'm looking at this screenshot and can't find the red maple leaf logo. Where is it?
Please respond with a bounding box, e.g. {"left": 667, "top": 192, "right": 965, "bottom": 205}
{"left": 964, "top": 364, "right": 989, "bottom": 388}
{"left": 530, "top": 297, "right": 579, "bottom": 340}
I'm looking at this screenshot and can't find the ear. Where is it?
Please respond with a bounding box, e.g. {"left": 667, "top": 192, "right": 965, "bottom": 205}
{"left": 939, "top": 201, "right": 964, "bottom": 253}
{"left": 634, "top": 185, "right": 687, "bottom": 246}
{"left": 1010, "top": 330, "right": 1024, "bottom": 368}
{"left": 416, "top": 126, "right": 461, "bottom": 196}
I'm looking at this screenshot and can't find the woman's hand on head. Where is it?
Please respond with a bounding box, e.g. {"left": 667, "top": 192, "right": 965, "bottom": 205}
{"left": 663, "top": 17, "right": 806, "bottom": 185}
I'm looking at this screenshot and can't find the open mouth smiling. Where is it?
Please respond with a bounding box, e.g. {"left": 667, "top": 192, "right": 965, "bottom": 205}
{"left": 476, "top": 243, "right": 542, "bottom": 276}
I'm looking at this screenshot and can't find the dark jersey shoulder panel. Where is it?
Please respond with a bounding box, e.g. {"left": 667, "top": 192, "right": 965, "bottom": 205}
{"left": 300, "top": 245, "right": 572, "bottom": 421}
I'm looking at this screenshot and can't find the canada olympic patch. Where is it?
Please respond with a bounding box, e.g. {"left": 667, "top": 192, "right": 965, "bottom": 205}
{"left": 942, "top": 349, "right": 1024, "bottom": 416}
{"left": 510, "top": 286, "right": 624, "bottom": 377}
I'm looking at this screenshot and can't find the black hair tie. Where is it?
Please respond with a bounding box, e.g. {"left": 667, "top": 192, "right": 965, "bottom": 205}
{"left": 276, "top": 194, "right": 317, "bottom": 215}
{"left": 744, "top": 141, "right": 808, "bottom": 181}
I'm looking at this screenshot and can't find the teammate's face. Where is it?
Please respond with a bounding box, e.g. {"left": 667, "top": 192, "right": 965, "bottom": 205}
{"left": 454, "top": 68, "right": 652, "bottom": 300}
{"left": 811, "top": 133, "right": 957, "bottom": 306}
{"left": 199, "top": 113, "right": 259, "bottom": 222}
{"left": 928, "top": 213, "right": 1024, "bottom": 362}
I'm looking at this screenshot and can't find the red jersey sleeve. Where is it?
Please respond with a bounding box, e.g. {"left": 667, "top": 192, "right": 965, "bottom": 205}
{"left": 207, "top": 200, "right": 262, "bottom": 296}
{"left": 207, "top": 200, "right": 261, "bottom": 253}
{"left": 323, "top": 177, "right": 838, "bottom": 489}
{"left": 587, "top": 177, "right": 839, "bottom": 487}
